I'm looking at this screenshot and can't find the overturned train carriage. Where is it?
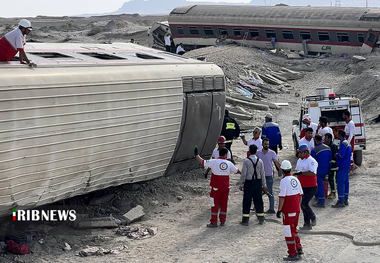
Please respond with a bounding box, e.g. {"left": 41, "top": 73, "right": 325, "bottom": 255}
{"left": 169, "top": 5, "right": 380, "bottom": 54}
{"left": 0, "top": 43, "right": 225, "bottom": 214}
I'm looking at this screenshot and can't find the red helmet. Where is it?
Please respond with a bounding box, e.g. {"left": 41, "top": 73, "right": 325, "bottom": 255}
{"left": 218, "top": 136, "right": 226, "bottom": 143}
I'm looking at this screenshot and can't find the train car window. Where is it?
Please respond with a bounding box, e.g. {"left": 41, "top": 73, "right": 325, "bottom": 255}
{"left": 249, "top": 29, "right": 259, "bottom": 38}
{"left": 189, "top": 27, "right": 199, "bottom": 35}
{"left": 282, "top": 30, "right": 294, "bottom": 40}
{"left": 368, "top": 33, "right": 376, "bottom": 43}
{"left": 203, "top": 27, "right": 214, "bottom": 36}
{"left": 318, "top": 32, "right": 330, "bottom": 42}
{"left": 177, "top": 26, "right": 184, "bottom": 35}
{"left": 78, "top": 52, "right": 126, "bottom": 60}
{"left": 358, "top": 33, "right": 365, "bottom": 43}
{"left": 218, "top": 28, "right": 228, "bottom": 36}
{"left": 265, "top": 30, "right": 276, "bottom": 39}
{"left": 135, "top": 53, "right": 164, "bottom": 59}
{"left": 337, "top": 33, "right": 350, "bottom": 42}
{"left": 300, "top": 31, "right": 311, "bottom": 40}
{"left": 233, "top": 29, "right": 243, "bottom": 37}
{"left": 29, "top": 52, "right": 73, "bottom": 59}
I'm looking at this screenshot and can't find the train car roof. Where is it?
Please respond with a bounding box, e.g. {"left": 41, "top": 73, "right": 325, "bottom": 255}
{"left": 169, "top": 5, "right": 380, "bottom": 29}
{"left": 0, "top": 42, "right": 206, "bottom": 68}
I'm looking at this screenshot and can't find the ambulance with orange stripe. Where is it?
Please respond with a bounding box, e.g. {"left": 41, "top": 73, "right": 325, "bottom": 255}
{"left": 292, "top": 88, "right": 366, "bottom": 165}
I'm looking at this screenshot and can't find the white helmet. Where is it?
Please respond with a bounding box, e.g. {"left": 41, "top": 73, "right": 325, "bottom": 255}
{"left": 18, "top": 19, "right": 32, "bottom": 30}
{"left": 280, "top": 160, "right": 292, "bottom": 170}
{"left": 302, "top": 114, "right": 311, "bottom": 124}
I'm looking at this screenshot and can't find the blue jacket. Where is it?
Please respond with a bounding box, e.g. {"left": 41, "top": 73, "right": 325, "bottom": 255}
{"left": 336, "top": 139, "right": 352, "bottom": 170}
{"left": 311, "top": 143, "right": 332, "bottom": 175}
{"left": 261, "top": 121, "right": 281, "bottom": 147}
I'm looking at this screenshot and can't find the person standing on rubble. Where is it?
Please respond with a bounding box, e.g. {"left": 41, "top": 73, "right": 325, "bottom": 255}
{"left": 277, "top": 160, "right": 304, "bottom": 262}
{"left": 221, "top": 110, "right": 240, "bottom": 164}
{"left": 343, "top": 110, "right": 355, "bottom": 170}
{"left": 194, "top": 146, "right": 240, "bottom": 227}
{"left": 295, "top": 144, "right": 318, "bottom": 230}
{"left": 257, "top": 138, "right": 281, "bottom": 214}
{"left": 332, "top": 130, "right": 351, "bottom": 208}
{"left": 311, "top": 134, "right": 331, "bottom": 208}
{"left": 0, "top": 19, "right": 36, "bottom": 67}
{"left": 325, "top": 133, "right": 338, "bottom": 199}
{"left": 240, "top": 144, "right": 266, "bottom": 226}
{"left": 241, "top": 127, "right": 262, "bottom": 157}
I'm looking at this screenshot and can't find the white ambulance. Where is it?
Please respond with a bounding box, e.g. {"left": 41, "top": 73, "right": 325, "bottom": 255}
{"left": 292, "top": 88, "right": 366, "bottom": 165}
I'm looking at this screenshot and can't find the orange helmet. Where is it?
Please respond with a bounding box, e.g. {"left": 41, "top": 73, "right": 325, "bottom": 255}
{"left": 218, "top": 136, "right": 226, "bottom": 143}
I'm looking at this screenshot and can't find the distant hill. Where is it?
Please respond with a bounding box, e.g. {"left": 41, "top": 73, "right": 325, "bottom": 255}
{"left": 113, "top": 0, "right": 256, "bottom": 15}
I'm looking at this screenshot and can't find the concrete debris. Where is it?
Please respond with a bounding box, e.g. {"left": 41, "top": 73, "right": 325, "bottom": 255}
{"left": 257, "top": 73, "right": 284, "bottom": 85}
{"left": 123, "top": 205, "right": 145, "bottom": 223}
{"left": 235, "top": 86, "right": 253, "bottom": 99}
{"left": 75, "top": 216, "right": 119, "bottom": 229}
{"left": 274, "top": 102, "right": 289, "bottom": 107}
{"left": 78, "top": 245, "right": 127, "bottom": 257}
{"left": 228, "top": 110, "right": 252, "bottom": 120}
{"left": 229, "top": 94, "right": 277, "bottom": 109}
{"left": 115, "top": 226, "right": 158, "bottom": 240}
{"left": 352, "top": 55, "right": 367, "bottom": 63}
{"left": 286, "top": 53, "right": 302, "bottom": 59}
{"left": 226, "top": 97, "right": 269, "bottom": 111}
{"left": 63, "top": 242, "right": 71, "bottom": 251}
{"left": 89, "top": 193, "right": 115, "bottom": 206}
{"left": 177, "top": 196, "right": 183, "bottom": 201}
{"left": 280, "top": 68, "right": 304, "bottom": 80}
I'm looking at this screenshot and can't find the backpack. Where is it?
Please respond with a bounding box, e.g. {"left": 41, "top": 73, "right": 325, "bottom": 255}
{"left": 6, "top": 240, "right": 30, "bottom": 255}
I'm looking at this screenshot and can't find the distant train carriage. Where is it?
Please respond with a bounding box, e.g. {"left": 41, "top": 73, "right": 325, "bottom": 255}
{"left": 168, "top": 5, "right": 380, "bottom": 54}
{"left": 0, "top": 43, "right": 225, "bottom": 215}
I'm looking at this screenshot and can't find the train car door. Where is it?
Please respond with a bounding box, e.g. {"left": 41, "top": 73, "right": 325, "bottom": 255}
{"left": 360, "top": 30, "right": 379, "bottom": 53}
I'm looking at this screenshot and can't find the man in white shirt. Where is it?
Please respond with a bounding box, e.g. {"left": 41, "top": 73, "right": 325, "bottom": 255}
{"left": 343, "top": 110, "right": 355, "bottom": 169}
{"left": 176, "top": 43, "right": 186, "bottom": 55}
{"left": 164, "top": 33, "right": 171, "bottom": 52}
{"left": 318, "top": 116, "right": 333, "bottom": 141}
{"left": 0, "top": 19, "right": 36, "bottom": 67}
{"left": 299, "top": 127, "right": 315, "bottom": 152}
{"left": 241, "top": 127, "right": 263, "bottom": 157}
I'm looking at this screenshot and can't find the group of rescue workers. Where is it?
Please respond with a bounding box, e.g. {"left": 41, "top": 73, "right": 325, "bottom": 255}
{"left": 194, "top": 109, "right": 355, "bottom": 261}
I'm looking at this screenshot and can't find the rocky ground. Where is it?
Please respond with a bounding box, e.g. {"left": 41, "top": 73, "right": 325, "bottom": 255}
{"left": 1, "top": 16, "right": 380, "bottom": 263}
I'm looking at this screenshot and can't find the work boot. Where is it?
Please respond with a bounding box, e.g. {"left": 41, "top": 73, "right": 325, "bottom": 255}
{"left": 283, "top": 255, "right": 300, "bottom": 261}
{"left": 312, "top": 203, "right": 325, "bottom": 208}
{"left": 331, "top": 201, "right": 345, "bottom": 208}
{"left": 297, "top": 249, "right": 304, "bottom": 255}
{"left": 241, "top": 217, "right": 249, "bottom": 226}
{"left": 344, "top": 200, "right": 349, "bottom": 206}
{"left": 299, "top": 224, "right": 312, "bottom": 230}
{"left": 327, "top": 192, "right": 336, "bottom": 199}
{"left": 258, "top": 216, "right": 265, "bottom": 225}
{"left": 265, "top": 209, "right": 276, "bottom": 214}
{"left": 311, "top": 217, "right": 317, "bottom": 226}
{"left": 206, "top": 223, "right": 218, "bottom": 228}
{"left": 220, "top": 222, "right": 225, "bottom": 226}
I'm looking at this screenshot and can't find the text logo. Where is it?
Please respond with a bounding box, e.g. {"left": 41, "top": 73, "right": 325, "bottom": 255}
{"left": 12, "top": 208, "right": 77, "bottom": 222}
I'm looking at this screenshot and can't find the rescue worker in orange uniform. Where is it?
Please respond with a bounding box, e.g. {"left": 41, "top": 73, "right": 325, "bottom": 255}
{"left": 277, "top": 160, "right": 304, "bottom": 261}
{"left": 195, "top": 146, "right": 240, "bottom": 227}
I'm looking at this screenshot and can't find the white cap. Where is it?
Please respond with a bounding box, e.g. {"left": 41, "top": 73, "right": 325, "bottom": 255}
{"left": 280, "top": 160, "right": 292, "bottom": 170}
{"left": 265, "top": 113, "right": 273, "bottom": 119}
{"left": 18, "top": 19, "right": 32, "bottom": 30}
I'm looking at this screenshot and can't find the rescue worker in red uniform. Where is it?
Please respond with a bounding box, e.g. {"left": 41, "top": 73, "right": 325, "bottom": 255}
{"left": 195, "top": 146, "right": 240, "bottom": 227}
{"left": 0, "top": 19, "right": 36, "bottom": 67}
{"left": 277, "top": 160, "right": 304, "bottom": 261}
{"left": 204, "top": 136, "right": 232, "bottom": 178}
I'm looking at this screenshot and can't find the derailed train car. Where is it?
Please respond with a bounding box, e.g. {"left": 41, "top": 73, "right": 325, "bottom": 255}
{"left": 168, "top": 5, "right": 380, "bottom": 54}
{"left": 0, "top": 43, "right": 225, "bottom": 214}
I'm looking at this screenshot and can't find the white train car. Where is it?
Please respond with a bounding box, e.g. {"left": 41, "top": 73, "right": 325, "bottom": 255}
{"left": 169, "top": 5, "right": 380, "bottom": 54}
{"left": 0, "top": 43, "right": 225, "bottom": 214}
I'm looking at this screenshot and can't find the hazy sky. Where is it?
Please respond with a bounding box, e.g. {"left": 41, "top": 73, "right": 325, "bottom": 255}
{"left": 0, "top": 0, "right": 377, "bottom": 18}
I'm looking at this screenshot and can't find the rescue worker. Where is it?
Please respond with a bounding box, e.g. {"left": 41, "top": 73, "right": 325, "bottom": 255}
{"left": 311, "top": 134, "right": 331, "bottom": 207}
{"left": 240, "top": 144, "right": 266, "bottom": 225}
{"left": 294, "top": 144, "right": 318, "bottom": 230}
{"left": 332, "top": 130, "right": 352, "bottom": 208}
{"left": 257, "top": 138, "right": 281, "bottom": 214}
{"left": 221, "top": 110, "right": 240, "bottom": 164}
{"left": 299, "top": 127, "right": 315, "bottom": 152}
{"left": 343, "top": 110, "right": 355, "bottom": 170}
{"left": 299, "top": 114, "right": 317, "bottom": 139}
{"left": 164, "top": 33, "right": 171, "bottom": 52}
{"left": 0, "top": 19, "right": 36, "bottom": 67}
{"left": 261, "top": 113, "right": 282, "bottom": 153}
{"left": 241, "top": 127, "right": 262, "bottom": 157}
{"left": 277, "top": 160, "right": 304, "bottom": 261}
{"left": 147, "top": 27, "right": 151, "bottom": 37}
{"left": 194, "top": 146, "right": 240, "bottom": 227}
{"left": 204, "top": 136, "right": 232, "bottom": 178}
{"left": 317, "top": 116, "right": 333, "bottom": 141}
{"left": 325, "top": 133, "right": 338, "bottom": 199}
{"left": 176, "top": 43, "right": 186, "bottom": 55}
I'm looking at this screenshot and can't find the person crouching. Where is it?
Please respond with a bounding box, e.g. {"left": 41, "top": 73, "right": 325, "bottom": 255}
{"left": 277, "top": 160, "right": 304, "bottom": 261}
{"left": 194, "top": 146, "right": 240, "bottom": 227}
{"left": 240, "top": 144, "right": 266, "bottom": 225}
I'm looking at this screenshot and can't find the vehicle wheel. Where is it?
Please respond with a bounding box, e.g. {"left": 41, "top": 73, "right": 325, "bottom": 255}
{"left": 354, "top": 150, "right": 362, "bottom": 166}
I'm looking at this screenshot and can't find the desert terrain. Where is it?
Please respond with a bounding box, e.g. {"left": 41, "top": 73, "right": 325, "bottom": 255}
{"left": 0, "top": 15, "right": 380, "bottom": 263}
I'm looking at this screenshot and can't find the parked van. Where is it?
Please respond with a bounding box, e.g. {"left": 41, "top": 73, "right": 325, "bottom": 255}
{"left": 292, "top": 88, "right": 366, "bottom": 165}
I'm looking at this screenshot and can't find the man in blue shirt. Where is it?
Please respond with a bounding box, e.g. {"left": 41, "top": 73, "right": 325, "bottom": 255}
{"left": 332, "top": 130, "right": 352, "bottom": 208}
{"left": 311, "top": 134, "right": 331, "bottom": 207}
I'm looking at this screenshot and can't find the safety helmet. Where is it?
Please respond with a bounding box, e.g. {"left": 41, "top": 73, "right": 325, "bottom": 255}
{"left": 298, "top": 144, "right": 309, "bottom": 152}
{"left": 280, "top": 160, "right": 292, "bottom": 170}
{"left": 302, "top": 114, "right": 311, "bottom": 124}
{"left": 265, "top": 113, "right": 273, "bottom": 119}
{"left": 217, "top": 136, "right": 226, "bottom": 144}
{"left": 18, "top": 19, "right": 32, "bottom": 30}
